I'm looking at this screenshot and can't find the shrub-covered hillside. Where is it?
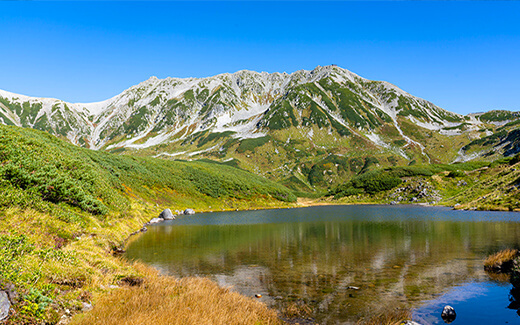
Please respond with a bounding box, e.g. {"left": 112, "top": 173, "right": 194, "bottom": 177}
{"left": 326, "top": 157, "right": 520, "bottom": 211}
{"left": 0, "top": 125, "right": 295, "bottom": 216}
{"left": 0, "top": 124, "right": 295, "bottom": 324}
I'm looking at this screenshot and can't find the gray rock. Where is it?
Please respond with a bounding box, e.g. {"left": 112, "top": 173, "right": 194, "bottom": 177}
{"left": 184, "top": 208, "right": 195, "bottom": 215}
{"left": 402, "top": 321, "right": 422, "bottom": 325}
{"left": 148, "top": 217, "right": 163, "bottom": 224}
{"left": 57, "top": 315, "right": 70, "bottom": 325}
{"left": 457, "top": 180, "right": 468, "bottom": 186}
{"left": 159, "top": 208, "right": 175, "bottom": 220}
{"left": 82, "top": 302, "right": 92, "bottom": 312}
{"left": 0, "top": 291, "right": 11, "bottom": 321}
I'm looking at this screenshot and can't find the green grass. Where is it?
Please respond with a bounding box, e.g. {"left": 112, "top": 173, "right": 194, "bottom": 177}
{"left": 264, "top": 100, "right": 299, "bottom": 130}
{"left": 0, "top": 124, "right": 299, "bottom": 324}
{"left": 196, "top": 131, "right": 235, "bottom": 148}
{"left": 236, "top": 136, "right": 272, "bottom": 153}
{"left": 479, "top": 110, "right": 520, "bottom": 122}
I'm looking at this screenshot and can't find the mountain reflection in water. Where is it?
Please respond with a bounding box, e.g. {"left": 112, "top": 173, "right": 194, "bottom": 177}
{"left": 125, "top": 205, "right": 520, "bottom": 324}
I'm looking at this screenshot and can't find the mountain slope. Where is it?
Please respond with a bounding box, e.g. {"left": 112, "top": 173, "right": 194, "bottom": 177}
{"left": 0, "top": 123, "right": 292, "bottom": 324}
{"left": 1, "top": 66, "right": 517, "bottom": 191}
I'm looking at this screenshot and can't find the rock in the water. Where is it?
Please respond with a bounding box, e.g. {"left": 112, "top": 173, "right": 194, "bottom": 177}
{"left": 159, "top": 208, "right": 175, "bottom": 220}
{"left": 441, "top": 305, "right": 456, "bottom": 323}
{"left": 0, "top": 291, "right": 11, "bottom": 322}
{"left": 184, "top": 208, "right": 195, "bottom": 215}
{"left": 401, "top": 321, "right": 422, "bottom": 325}
{"left": 148, "top": 217, "right": 163, "bottom": 224}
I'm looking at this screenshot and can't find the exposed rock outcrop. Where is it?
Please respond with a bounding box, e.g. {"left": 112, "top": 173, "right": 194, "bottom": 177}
{"left": 0, "top": 291, "right": 10, "bottom": 322}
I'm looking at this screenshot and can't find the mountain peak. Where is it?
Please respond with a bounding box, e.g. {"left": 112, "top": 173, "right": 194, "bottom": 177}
{"left": 0, "top": 66, "right": 482, "bottom": 161}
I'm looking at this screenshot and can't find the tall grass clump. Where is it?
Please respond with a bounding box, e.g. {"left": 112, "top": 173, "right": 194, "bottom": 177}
{"left": 484, "top": 249, "right": 519, "bottom": 272}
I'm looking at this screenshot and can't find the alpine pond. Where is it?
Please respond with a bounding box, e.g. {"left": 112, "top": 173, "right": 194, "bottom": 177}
{"left": 125, "top": 205, "right": 520, "bottom": 324}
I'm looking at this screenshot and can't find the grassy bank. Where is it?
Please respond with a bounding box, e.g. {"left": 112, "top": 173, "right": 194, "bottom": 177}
{"left": 2, "top": 121, "right": 519, "bottom": 324}
{"left": 0, "top": 125, "right": 296, "bottom": 324}
{"left": 72, "top": 263, "right": 281, "bottom": 325}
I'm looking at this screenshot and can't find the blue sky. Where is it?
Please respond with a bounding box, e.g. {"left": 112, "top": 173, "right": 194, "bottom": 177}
{"left": 0, "top": 1, "right": 519, "bottom": 114}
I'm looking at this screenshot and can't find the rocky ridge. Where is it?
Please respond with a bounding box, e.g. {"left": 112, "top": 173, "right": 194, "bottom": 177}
{"left": 1, "top": 66, "right": 519, "bottom": 190}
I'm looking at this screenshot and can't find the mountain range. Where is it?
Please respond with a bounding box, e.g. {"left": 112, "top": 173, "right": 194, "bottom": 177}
{"left": 1, "top": 65, "right": 519, "bottom": 191}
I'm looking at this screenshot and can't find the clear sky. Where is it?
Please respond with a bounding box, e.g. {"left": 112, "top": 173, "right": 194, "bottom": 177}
{"left": 0, "top": 1, "right": 519, "bottom": 115}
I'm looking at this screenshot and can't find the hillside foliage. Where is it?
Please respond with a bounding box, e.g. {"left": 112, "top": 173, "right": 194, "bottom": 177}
{"left": 0, "top": 125, "right": 295, "bottom": 218}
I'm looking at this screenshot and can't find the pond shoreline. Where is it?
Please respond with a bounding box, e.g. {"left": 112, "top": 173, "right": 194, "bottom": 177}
{"left": 124, "top": 204, "right": 520, "bottom": 324}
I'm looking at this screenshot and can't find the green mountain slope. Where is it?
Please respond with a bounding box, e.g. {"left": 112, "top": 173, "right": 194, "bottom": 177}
{"left": 324, "top": 154, "right": 520, "bottom": 211}
{"left": 1, "top": 66, "right": 519, "bottom": 194}
{"left": 0, "top": 124, "right": 295, "bottom": 324}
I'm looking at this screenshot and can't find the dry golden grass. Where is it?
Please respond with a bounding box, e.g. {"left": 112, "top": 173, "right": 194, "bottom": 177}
{"left": 71, "top": 263, "right": 282, "bottom": 325}
{"left": 355, "top": 308, "right": 411, "bottom": 325}
{"left": 484, "top": 248, "right": 518, "bottom": 271}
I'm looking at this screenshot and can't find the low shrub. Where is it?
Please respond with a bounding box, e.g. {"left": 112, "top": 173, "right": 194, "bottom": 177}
{"left": 446, "top": 170, "right": 465, "bottom": 178}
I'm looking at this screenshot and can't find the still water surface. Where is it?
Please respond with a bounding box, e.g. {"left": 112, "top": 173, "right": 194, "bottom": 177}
{"left": 125, "top": 205, "right": 520, "bottom": 324}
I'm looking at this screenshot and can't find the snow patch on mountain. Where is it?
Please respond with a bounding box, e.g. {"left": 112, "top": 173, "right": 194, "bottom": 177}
{"left": 75, "top": 95, "right": 117, "bottom": 117}
{"left": 0, "top": 65, "right": 501, "bottom": 166}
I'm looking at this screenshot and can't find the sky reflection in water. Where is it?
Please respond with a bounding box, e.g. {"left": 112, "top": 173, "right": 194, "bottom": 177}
{"left": 126, "top": 205, "right": 520, "bottom": 324}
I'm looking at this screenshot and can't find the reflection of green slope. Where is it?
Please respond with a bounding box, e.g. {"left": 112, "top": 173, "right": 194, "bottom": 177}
{"left": 126, "top": 209, "right": 520, "bottom": 323}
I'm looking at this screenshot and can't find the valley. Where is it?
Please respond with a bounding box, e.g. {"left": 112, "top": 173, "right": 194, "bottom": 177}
{"left": 0, "top": 66, "right": 519, "bottom": 324}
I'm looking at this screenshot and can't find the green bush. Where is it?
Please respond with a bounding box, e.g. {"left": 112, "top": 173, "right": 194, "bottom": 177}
{"left": 330, "top": 187, "right": 363, "bottom": 199}
{"left": 350, "top": 172, "right": 402, "bottom": 194}
{"left": 21, "top": 288, "right": 53, "bottom": 319}
{"left": 387, "top": 166, "right": 433, "bottom": 178}
{"left": 447, "top": 170, "right": 465, "bottom": 178}
{"left": 308, "top": 164, "right": 326, "bottom": 186}
{"left": 328, "top": 170, "right": 402, "bottom": 197}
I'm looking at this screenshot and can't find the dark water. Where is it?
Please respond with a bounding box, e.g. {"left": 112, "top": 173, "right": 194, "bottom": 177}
{"left": 125, "top": 205, "right": 520, "bottom": 324}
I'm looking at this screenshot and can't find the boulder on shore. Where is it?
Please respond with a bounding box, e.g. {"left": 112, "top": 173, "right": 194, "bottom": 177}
{"left": 0, "top": 291, "right": 10, "bottom": 322}
{"left": 159, "top": 208, "right": 175, "bottom": 220}
{"left": 184, "top": 208, "right": 195, "bottom": 215}
{"left": 147, "top": 217, "right": 163, "bottom": 224}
